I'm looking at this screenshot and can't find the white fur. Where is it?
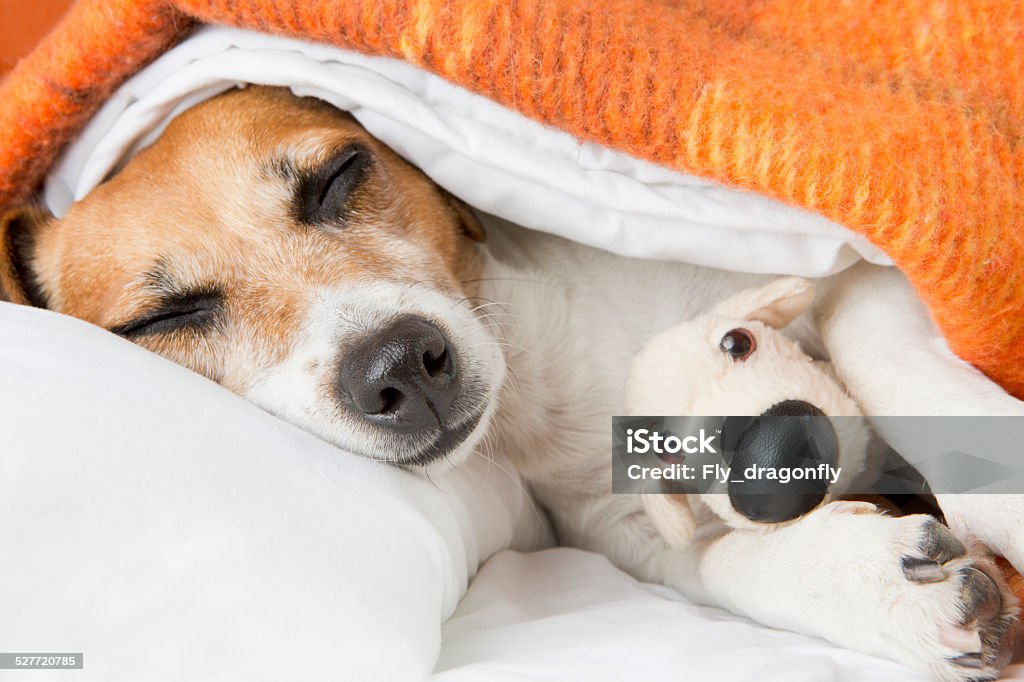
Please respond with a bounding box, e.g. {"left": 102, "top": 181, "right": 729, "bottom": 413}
{"left": 465, "top": 221, "right": 1020, "bottom": 680}
{"left": 235, "top": 215, "right": 1022, "bottom": 679}
{"left": 244, "top": 280, "right": 504, "bottom": 466}
{"left": 815, "top": 263, "right": 1024, "bottom": 579}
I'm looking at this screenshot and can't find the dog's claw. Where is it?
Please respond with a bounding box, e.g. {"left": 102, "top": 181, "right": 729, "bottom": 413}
{"left": 902, "top": 556, "right": 946, "bottom": 583}
{"left": 959, "top": 567, "right": 1002, "bottom": 624}
{"left": 950, "top": 653, "right": 985, "bottom": 669}
{"left": 920, "top": 519, "right": 967, "bottom": 564}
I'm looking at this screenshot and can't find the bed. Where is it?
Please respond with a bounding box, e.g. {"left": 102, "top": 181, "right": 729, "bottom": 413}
{"left": 2, "top": 4, "right": 1023, "bottom": 680}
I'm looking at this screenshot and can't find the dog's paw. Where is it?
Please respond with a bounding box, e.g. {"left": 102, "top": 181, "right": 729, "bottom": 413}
{"left": 665, "top": 503, "right": 1019, "bottom": 681}
{"left": 872, "top": 516, "right": 1019, "bottom": 681}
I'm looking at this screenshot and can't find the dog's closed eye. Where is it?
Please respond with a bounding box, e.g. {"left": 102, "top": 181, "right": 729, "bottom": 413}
{"left": 110, "top": 288, "right": 224, "bottom": 338}
{"left": 295, "top": 144, "right": 372, "bottom": 225}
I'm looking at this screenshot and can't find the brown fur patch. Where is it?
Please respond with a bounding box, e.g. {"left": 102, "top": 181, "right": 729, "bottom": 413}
{"left": 0, "top": 86, "right": 484, "bottom": 385}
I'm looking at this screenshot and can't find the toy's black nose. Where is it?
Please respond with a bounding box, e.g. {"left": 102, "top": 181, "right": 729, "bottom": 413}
{"left": 728, "top": 400, "right": 836, "bottom": 523}
{"left": 338, "top": 316, "right": 459, "bottom": 433}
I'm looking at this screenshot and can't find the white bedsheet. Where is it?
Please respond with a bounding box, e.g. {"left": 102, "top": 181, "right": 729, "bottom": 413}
{"left": 435, "top": 549, "right": 928, "bottom": 681}
{"left": 44, "top": 26, "right": 891, "bottom": 278}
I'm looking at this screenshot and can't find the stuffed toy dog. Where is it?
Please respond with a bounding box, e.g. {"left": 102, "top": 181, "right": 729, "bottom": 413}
{"left": 626, "top": 277, "right": 876, "bottom": 541}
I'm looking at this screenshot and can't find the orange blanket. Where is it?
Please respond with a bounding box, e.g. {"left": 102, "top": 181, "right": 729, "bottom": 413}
{"left": 1, "top": 0, "right": 1022, "bottom": 397}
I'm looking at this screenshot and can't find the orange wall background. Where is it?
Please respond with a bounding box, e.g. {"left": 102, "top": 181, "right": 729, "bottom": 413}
{"left": 0, "top": 0, "right": 75, "bottom": 75}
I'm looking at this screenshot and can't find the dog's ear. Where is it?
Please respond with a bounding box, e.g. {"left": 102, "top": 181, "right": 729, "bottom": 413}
{"left": 715, "top": 277, "right": 815, "bottom": 329}
{"left": 443, "top": 191, "right": 485, "bottom": 242}
{"left": 0, "top": 205, "right": 53, "bottom": 307}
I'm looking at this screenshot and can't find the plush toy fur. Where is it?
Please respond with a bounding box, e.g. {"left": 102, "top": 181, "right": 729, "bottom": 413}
{"left": 627, "top": 277, "right": 871, "bottom": 535}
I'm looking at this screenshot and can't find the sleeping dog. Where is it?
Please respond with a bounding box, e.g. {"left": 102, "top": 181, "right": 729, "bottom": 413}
{"left": 0, "top": 86, "right": 1019, "bottom": 680}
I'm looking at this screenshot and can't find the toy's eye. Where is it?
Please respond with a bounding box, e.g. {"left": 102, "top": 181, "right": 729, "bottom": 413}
{"left": 720, "top": 328, "right": 756, "bottom": 361}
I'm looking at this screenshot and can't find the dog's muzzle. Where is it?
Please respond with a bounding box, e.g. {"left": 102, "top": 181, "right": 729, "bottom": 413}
{"left": 726, "top": 400, "right": 837, "bottom": 523}
{"left": 337, "top": 315, "right": 470, "bottom": 463}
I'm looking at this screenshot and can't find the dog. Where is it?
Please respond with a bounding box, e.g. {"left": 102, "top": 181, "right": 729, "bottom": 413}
{"left": 1, "top": 86, "right": 1020, "bottom": 680}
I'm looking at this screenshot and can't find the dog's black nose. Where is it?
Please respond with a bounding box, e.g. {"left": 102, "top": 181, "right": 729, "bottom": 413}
{"left": 728, "top": 400, "right": 836, "bottom": 523}
{"left": 338, "top": 316, "right": 459, "bottom": 432}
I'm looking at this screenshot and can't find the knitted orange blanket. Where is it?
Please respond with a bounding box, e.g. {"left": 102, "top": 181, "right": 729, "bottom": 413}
{"left": 1, "top": 0, "right": 1022, "bottom": 397}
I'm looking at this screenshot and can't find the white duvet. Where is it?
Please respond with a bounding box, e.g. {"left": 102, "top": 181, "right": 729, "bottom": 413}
{"left": 0, "top": 25, "right": 964, "bottom": 682}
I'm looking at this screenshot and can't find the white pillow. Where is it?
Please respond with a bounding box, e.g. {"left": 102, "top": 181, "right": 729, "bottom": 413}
{"left": 0, "top": 303, "right": 550, "bottom": 681}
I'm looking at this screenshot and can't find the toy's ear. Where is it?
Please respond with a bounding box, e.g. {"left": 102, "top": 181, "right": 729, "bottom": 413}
{"left": 715, "top": 277, "right": 815, "bottom": 329}
{"left": 0, "top": 206, "right": 53, "bottom": 307}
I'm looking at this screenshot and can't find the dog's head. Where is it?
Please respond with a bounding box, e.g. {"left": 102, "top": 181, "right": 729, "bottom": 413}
{"left": 627, "top": 277, "right": 870, "bottom": 528}
{"left": 0, "top": 86, "right": 504, "bottom": 469}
